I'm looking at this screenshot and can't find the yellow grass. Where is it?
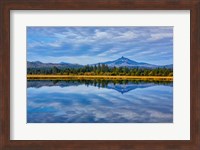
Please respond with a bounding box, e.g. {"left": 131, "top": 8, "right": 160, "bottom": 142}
{"left": 27, "top": 75, "right": 173, "bottom": 81}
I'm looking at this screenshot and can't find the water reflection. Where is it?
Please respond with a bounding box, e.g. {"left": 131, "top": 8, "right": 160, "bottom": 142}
{"left": 27, "top": 80, "right": 173, "bottom": 123}
{"left": 27, "top": 80, "right": 173, "bottom": 94}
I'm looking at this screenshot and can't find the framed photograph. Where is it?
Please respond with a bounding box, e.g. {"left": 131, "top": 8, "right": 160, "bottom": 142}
{"left": 1, "top": 0, "right": 200, "bottom": 149}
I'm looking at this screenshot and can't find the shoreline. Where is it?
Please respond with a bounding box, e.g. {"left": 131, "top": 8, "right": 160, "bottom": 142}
{"left": 27, "top": 75, "right": 173, "bottom": 81}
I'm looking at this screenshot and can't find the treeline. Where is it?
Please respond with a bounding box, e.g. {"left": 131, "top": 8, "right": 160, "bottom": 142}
{"left": 27, "top": 64, "right": 173, "bottom": 76}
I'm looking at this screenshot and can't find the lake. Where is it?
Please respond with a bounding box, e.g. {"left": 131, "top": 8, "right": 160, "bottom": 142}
{"left": 27, "top": 80, "right": 173, "bottom": 123}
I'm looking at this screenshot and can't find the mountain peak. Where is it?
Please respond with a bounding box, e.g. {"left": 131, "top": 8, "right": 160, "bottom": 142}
{"left": 120, "top": 56, "right": 127, "bottom": 60}
{"left": 116, "top": 56, "right": 136, "bottom": 63}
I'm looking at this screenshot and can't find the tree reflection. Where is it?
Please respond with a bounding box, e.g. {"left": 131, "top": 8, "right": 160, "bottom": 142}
{"left": 27, "top": 80, "right": 173, "bottom": 94}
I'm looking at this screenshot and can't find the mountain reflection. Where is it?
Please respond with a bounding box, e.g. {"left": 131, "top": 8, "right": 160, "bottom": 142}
{"left": 27, "top": 80, "right": 173, "bottom": 94}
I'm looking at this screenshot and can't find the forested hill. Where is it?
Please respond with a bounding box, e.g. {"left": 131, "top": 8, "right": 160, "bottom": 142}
{"left": 27, "top": 57, "right": 173, "bottom": 76}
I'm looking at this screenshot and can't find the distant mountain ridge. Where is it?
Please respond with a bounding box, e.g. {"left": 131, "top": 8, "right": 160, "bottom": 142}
{"left": 27, "top": 57, "right": 173, "bottom": 69}
{"left": 27, "top": 61, "right": 83, "bottom": 69}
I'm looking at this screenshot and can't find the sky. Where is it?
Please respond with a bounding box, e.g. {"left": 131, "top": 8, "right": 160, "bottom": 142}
{"left": 27, "top": 27, "right": 173, "bottom": 65}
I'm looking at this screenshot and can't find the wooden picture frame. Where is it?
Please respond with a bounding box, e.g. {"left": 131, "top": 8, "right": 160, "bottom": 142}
{"left": 0, "top": 0, "right": 199, "bottom": 149}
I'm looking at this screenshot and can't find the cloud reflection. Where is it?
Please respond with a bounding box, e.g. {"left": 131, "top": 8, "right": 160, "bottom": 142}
{"left": 27, "top": 80, "right": 173, "bottom": 123}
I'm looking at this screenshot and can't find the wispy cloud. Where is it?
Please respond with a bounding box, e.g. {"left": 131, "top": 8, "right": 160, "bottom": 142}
{"left": 27, "top": 27, "right": 173, "bottom": 65}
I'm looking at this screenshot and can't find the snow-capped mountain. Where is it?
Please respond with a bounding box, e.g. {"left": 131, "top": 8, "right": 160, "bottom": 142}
{"left": 95, "top": 56, "right": 158, "bottom": 68}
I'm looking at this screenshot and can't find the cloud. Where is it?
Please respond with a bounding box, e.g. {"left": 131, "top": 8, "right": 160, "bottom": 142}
{"left": 148, "top": 33, "right": 173, "bottom": 41}
{"left": 27, "top": 27, "right": 173, "bottom": 65}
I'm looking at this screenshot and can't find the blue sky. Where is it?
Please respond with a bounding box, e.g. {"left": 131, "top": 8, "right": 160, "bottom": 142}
{"left": 27, "top": 27, "right": 173, "bottom": 65}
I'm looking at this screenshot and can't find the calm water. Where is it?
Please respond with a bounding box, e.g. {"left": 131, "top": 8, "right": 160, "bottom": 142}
{"left": 27, "top": 80, "right": 173, "bottom": 123}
